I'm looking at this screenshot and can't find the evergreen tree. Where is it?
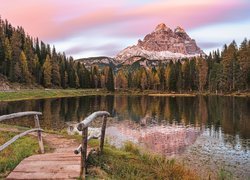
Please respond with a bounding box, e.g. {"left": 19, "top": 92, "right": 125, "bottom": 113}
{"left": 165, "top": 64, "right": 171, "bottom": 90}
{"left": 62, "top": 71, "right": 68, "bottom": 89}
{"left": 106, "top": 67, "right": 114, "bottom": 91}
{"left": 10, "top": 31, "right": 22, "bottom": 81}
{"left": 169, "top": 62, "right": 177, "bottom": 91}
{"left": 3, "top": 37, "right": 12, "bottom": 77}
{"left": 182, "top": 60, "right": 191, "bottom": 91}
{"left": 51, "top": 48, "right": 61, "bottom": 86}
{"left": 238, "top": 38, "right": 250, "bottom": 90}
{"left": 221, "top": 41, "right": 240, "bottom": 91}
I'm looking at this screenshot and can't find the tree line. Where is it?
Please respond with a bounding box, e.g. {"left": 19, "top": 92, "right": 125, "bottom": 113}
{"left": 115, "top": 39, "right": 250, "bottom": 93}
{"left": 0, "top": 18, "right": 114, "bottom": 90}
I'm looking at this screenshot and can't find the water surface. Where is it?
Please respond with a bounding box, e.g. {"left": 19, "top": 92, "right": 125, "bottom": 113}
{"left": 0, "top": 95, "right": 249, "bottom": 179}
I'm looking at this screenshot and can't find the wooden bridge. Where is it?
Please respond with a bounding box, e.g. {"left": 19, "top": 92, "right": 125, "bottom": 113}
{"left": 0, "top": 111, "right": 110, "bottom": 179}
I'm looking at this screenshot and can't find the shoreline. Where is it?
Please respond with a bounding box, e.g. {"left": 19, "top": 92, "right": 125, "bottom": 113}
{"left": 0, "top": 88, "right": 249, "bottom": 102}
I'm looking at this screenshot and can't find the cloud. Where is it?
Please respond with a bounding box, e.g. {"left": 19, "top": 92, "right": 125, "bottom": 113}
{"left": 197, "top": 42, "right": 222, "bottom": 49}
{"left": 65, "top": 43, "right": 121, "bottom": 55}
{"left": 0, "top": 0, "right": 249, "bottom": 57}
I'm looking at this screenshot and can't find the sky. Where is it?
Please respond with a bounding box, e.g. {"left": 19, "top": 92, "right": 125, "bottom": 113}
{"left": 0, "top": 0, "right": 250, "bottom": 59}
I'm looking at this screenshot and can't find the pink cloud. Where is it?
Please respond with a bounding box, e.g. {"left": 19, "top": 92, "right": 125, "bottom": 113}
{"left": 0, "top": 0, "right": 249, "bottom": 57}
{"left": 1, "top": 0, "right": 248, "bottom": 41}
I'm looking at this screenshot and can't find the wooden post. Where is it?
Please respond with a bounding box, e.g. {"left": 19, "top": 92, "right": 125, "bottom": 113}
{"left": 99, "top": 115, "right": 107, "bottom": 154}
{"left": 34, "top": 115, "right": 44, "bottom": 154}
{"left": 80, "top": 127, "right": 88, "bottom": 179}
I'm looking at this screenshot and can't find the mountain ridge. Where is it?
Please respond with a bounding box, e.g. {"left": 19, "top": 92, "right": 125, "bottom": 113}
{"left": 115, "top": 23, "right": 204, "bottom": 63}
{"left": 76, "top": 23, "right": 205, "bottom": 67}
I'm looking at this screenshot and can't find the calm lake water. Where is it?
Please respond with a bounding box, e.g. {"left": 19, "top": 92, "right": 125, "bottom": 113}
{"left": 0, "top": 95, "right": 249, "bottom": 179}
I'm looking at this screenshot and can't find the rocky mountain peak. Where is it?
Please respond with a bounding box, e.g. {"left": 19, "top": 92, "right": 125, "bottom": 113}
{"left": 115, "top": 23, "right": 205, "bottom": 63}
{"left": 174, "top": 26, "right": 186, "bottom": 33}
{"left": 154, "top": 23, "right": 170, "bottom": 32}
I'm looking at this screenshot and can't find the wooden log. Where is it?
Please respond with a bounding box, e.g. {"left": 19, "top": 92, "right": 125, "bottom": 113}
{"left": 77, "top": 111, "right": 110, "bottom": 131}
{"left": 74, "top": 144, "right": 82, "bottom": 155}
{"left": 34, "top": 115, "right": 44, "bottom": 154}
{"left": 0, "top": 111, "right": 42, "bottom": 122}
{"left": 99, "top": 115, "right": 108, "bottom": 154}
{"left": 80, "top": 127, "right": 88, "bottom": 179}
{"left": 74, "top": 133, "right": 101, "bottom": 155}
{"left": 0, "top": 128, "right": 44, "bottom": 152}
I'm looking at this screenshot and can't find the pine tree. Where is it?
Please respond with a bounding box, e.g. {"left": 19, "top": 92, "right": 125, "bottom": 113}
{"left": 106, "top": 67, "right": 114, "bottom": 91}
{"left": 3, "top": 37, "right": 12, "bottom": 77}
{"left": 169, "top": 63, "right": 177, "bottom": 91}
{"left": 238, "top": 38, "right": 250, "bottom": 90}
{"left": 176, "top": 61, "right": 183, "bottom": 92}
{"left": 182, "top": 60, "right": 190, "bottom": 91}
{"left": 10, "top": 31, "right": 22, "bottom": 81}
{"left": 189, "top": 59, "right": 197, "bottom": 90}
{"left": 33, "top": 54, "right": 41, "bottom": 84}
{"left": 165, "top": 64, "right": 171, "bottom": 90}
{"left": 51, "top": 48, "right": 61, "bottom": 86}
{"left": 221, "top": 41, "right": 240, "bottom": 91}
{"left": 62, "top": 71, "right": 68, "bottom": 89}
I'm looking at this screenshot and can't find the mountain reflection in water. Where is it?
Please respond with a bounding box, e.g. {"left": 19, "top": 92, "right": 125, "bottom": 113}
{"left": 67, "top": 120, "right": 201, "bottom": 156}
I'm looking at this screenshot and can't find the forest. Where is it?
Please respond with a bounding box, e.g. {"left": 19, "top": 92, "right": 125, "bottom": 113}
{"left": 116, "top": 41, "right": 250, "bottom": 93}
{"left": 0, "top": 17, "right": 249, "bottom": 93}
{"left": 0, "top": 17, "right": 114, "bottom": 91}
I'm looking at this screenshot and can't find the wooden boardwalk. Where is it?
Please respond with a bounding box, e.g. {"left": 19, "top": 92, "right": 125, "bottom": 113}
{"left": 2, "top": 111, "right": 110, "bottom": 179}
{"left": 7, "top": 132, "right": 86, "bottom": 179}
{"left": 7, "top": 153, "right": 81, "bottom": 179}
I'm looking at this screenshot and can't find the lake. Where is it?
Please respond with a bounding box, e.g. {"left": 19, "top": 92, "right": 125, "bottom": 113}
{"left": 0, "top": 95, "right": 249, "bottom": 179}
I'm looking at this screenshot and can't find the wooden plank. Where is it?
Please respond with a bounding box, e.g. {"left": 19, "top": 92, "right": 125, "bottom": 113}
{"left": 0, "top": 128, "right": 43, "bottom": 152}
{"left": 7, "top": 171, "right": 80, "bottom": 179}
{"left": 77, "top": 111, "right": 110, "bottom": 131}
{"left": 0, "top": 111, "right": 42, "bottom": 122}
{"left": 7, "top": 152, "right": 82, "bottom": 179}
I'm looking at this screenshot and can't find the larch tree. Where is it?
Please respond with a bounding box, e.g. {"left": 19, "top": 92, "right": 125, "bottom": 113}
{"left": 42, "top": 55, "right": 52, "bottom": 88}
{"left": 19, "top": 51, "right": 31, "bottom": 83}
{"left": 196, "top": 57, "right": 208, "bottom": 92}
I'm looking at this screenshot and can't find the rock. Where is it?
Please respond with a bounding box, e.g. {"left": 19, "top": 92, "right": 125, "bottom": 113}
{"left": 75, "top": 56, "right": 116, "bottom": 69}
{"left": 116, "top": 23, "right": 205, "bottom": 64}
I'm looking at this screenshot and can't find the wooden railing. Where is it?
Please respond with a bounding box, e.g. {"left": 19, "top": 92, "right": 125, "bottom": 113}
{"left": 0, "top": 111, "right": 44, "bottom": 153}
{"left": 74, "top": 111, "right": 110, "bottom": 179}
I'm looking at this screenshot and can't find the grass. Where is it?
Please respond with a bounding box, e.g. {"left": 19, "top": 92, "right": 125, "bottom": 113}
{"left": 0, "top": 130, "right": 40, "bottom": 178}
{"left": 0, "top": 89, "right": 111, "bottom": 102}
{"left": 217, "top": 168, "right": 233, "bottom": 180}
{"left": 0, "top": 88, "right": 249, "bottom": 102}
{"left": 86, "top": 141, "right": 198, "bottom": 180}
